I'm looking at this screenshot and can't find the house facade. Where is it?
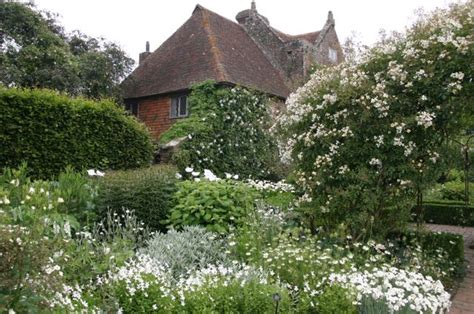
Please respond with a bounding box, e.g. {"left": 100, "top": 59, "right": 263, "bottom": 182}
{"left": 121, "top": 1, "right": 343, "bottom": 140}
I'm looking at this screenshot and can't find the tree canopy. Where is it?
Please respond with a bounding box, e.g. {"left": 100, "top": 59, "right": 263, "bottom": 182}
{"left": 0, "top": 2, "right": 134, "bottom": 100}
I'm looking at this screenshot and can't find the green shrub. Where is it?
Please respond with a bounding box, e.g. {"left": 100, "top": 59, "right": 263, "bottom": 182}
{"left": 317, "top": 284, "right": 357, "bottom": 314}
{"left": 439, "top": 181, "right": 470, "bottom": 202}
{"left": 0, "top": 88, "right": 153, "bottom": 179}
{"left": 389, "top": 230, "right": 465, "bottom": 287}
{"left": 96, "top": 165, "right": 178, "bottom": 232}
{"left": 166, "top": 180, "right": 258, "bottom": 233}
{"left": 415, "top": 202, "right": 474, "bottom": 226}
{"left": 446, "top": 169, "right": 465, "bottom": 182}
{"left": 140, "top": 226, "right": 230, "bottom": 279}
{"left": 179, "top": 276, "right": 291, "bottom": 313}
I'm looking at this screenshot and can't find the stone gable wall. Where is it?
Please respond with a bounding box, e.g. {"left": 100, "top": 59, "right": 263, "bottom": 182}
{"left": 239, "top": 10, "right": 343, "bottom": 91}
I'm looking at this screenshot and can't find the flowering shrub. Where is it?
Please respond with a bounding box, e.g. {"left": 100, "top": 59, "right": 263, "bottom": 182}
{"left": 276, "top": 1, "right": 473, "bottom": 238}
{"left": 161, "top": 81, "right": 280, "bottom": 179}
{"left": 0, "top": 166, "right": 88, "bottom": 311}
{"left": 0, "top": 166, "right": 148, "bottom": 312}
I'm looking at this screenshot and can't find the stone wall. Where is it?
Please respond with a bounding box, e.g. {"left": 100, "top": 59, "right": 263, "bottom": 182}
{"left": 237, "top": 6, "right": 343, "bottom": 90}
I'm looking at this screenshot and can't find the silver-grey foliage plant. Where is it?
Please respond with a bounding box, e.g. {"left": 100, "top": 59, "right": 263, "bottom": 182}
{"left": 140, "top": 226, "right": 230, "bottom": 279}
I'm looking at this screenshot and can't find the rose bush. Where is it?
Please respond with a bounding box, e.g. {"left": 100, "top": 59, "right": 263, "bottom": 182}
{"left": 276, "top": 1, "right": 473, "bottom": 239}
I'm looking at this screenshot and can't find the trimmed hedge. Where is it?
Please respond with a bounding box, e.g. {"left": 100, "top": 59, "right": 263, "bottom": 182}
{"left": 414, "top": 202, "right": 474, "bottom": 227}
{"left": 390, "top": 230, "right": 465, "bottom": 271}
{"left": 0, "top": 88, "right": 154, "bottom": 178}
{"left": 95, "top": 165, "right": 178, "bottom": 232}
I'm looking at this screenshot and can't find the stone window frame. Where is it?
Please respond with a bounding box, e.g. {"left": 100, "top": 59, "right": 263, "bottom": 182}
{"left": 328, "top": 47, "right": 338, "bottom": 63}
{"left": 170, "top": 95, "right": 189, "bottom": 118}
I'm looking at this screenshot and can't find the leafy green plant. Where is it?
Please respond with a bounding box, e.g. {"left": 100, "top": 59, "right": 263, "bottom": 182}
{"left": 166, "top": 180, "right": 257, "bottom": 233}
{"left": 0, "top": 87, "right": 153, "bottom": 179}
{"left": 178, "top": 274, "right": 292, "bottom": 313}
{"left": 388, "top": 230, "right": 464, "bottom": 288}
{"left": 439, "top": 181, "right": 469, "bottom": 201}
{"left": 316, "top": 284, "right": 357, "bottom": 314}
{"left": 96, "top": 165, "right": 178, "bottom": 232}
{"left": 54, "top": 167, "right": 98, "bottom": 225}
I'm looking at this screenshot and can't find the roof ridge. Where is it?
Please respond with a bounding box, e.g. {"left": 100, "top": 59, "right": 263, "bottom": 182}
{"left": 194, "top": 4, "right": 240, "bottom": 27}
{"left": 200, "top": 8, "right": 229, "bottom": 82}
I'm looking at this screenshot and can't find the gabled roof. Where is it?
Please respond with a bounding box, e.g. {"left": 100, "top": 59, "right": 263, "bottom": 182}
{"left": 122, "top": 5, "right": 290, "bottom": 99}
{"left": 271, "top": 27, "right": 321, "bottom": 44}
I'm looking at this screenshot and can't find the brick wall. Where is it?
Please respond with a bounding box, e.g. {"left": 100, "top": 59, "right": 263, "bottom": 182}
{"left": 136, "top": 95, "right": 176, "bottom": 140}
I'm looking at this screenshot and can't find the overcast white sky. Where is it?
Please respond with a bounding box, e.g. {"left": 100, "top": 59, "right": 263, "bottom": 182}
{"left": 34, "top": 0, "right": 456, "bottom": 66}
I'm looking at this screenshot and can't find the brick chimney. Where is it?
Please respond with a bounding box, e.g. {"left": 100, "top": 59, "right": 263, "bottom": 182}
{"left": 139, "top": 41, "right": 151, "bottom": 65}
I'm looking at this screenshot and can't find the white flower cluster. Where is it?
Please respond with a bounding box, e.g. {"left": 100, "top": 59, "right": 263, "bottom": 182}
{"left": 328, "top": 266, "right": 451, "bottom": 313}
{"left": 98, "top": 253, "right": 173, "bottom": 299}
{"left": 416, "top": 111, "right": 436, "bottom": 129}
{"left": 49, "top": 283, "right": 91, "bottom": 311}
{"left": 246, "top": 179, "right": 295, "bottom": 193}
{"left": 177, "top": 263, "right": 268, "bottom": 293}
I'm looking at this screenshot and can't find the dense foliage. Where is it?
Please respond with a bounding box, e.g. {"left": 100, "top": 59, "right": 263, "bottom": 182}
{"left": 161, "top": 81, "right": 280, "bottom": 179}
{"left": 0, "top": 2, "right": 134, "bottom": 100}
{"left": 277, "top": 1, "right": 473, "bottom": 239}
{"left": 0, "top": 88, "right": 153, "bottom": 178}
{"left": 96, "top": 165, "right": 177, "bottom": 232}
{"left": 166, "top": 179, "right": 258, "bottom": 233}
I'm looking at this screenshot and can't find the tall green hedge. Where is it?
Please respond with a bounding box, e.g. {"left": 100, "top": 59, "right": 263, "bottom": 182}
{"left": 0, "top": 88, "right": 153, "bottom": 178}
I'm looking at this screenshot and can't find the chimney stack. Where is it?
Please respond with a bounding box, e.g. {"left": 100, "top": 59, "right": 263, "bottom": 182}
{"left": 251, "top": 0, "right": 256, "bottom": 11}
{"left": 139, "top": 41, "right": 151, "bottom": 65}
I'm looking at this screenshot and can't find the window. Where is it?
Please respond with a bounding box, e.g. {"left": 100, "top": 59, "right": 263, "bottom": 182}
{"left": 125, "top": 102, "right": 139, "bottom": 117}
{"left": 170, "top": 95, "right": 188, "bottom": 118}
{"left": 328, "top": 47, "right": 338, "bottom": 63}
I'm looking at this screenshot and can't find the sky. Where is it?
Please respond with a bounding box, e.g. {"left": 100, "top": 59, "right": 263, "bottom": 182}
{"left": 33, "top": 0, "right": 456, "bottom": 66}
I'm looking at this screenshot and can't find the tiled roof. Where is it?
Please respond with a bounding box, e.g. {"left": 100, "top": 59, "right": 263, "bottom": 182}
{"left": 122, "top": 5, "right": 290, "bottom": 99}
{"left": 271, "top": 28, "right": 321, "bottom": 43}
